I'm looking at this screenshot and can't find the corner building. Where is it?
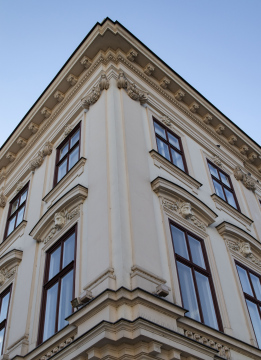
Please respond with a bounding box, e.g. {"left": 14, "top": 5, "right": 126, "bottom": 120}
{"left": 0, "top": 18, "right": 261, "bottom": 360}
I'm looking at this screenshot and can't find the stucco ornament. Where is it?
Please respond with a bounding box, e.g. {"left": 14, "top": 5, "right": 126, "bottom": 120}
{"left": 179, "top": 202, "right": 192, "bottom": 219}
{"left": 41, "top": 107, "right": 52, "bottom": 119}
{"left": 248, "top": 152, "right": 258, "bottom": 163}
{"left": 81, "top": 86, "right": 101, "bottom": 110}
{"left": 240, "top": 242, "right": 252, "bottom": 257}
{"left": 228, "top": 134, "right": 237, "bottom": 145}
{"left": 226, "top": 239, "right": 261, "bottom": 267}
{"left": 54, "top": 90, "right": 65, "bottom": 102}
{"left": 202, "top": 113, "right": 212, "bottom": 124}
{"left": 215, "top": 124, "right": 225, "bottom": 135}
{"left": 67, "top": 74, "right": 78, "bottom": 86}
{"left": 28, "top": 122, "right": 39, "bottom": 134}
{"left": 29, "top": 142, "right": 53, "bottom": 172}
{"left": 0, "top": 168, "right": 6, "bottom": 182}
{"left": 117, "top": 71, "right": 128, "bottom": 89}
{"left": 6, "top": 152, "right": 16, "bottom": 163}
{"left": 212, "top": 155, "right": 223, "bottom": 168}
{"left": 16, "top": 181, "right": 24, "bottom": 193}
{"left": 0, "top": 190, "right": 7, "bottom": 208}
{"left": 54, "top": 211, "right": 66, "bottom": 229}
{"left": 144, "top": 63, "right": 155, "bottom": 76}
{"left": 189, "top": 102, "right": 199, "bottom": 113}
{"left": 17, "top": 137, "right": 28, "bottom": 148}
{"left": 233, "top": 166, "right": 256, "bottom": 191}
{"left": 174, "top": 89, "right": 185, "bottom": 101}
{"left": 64, "top": 124, "right": 73, "bottom": 138}
{"left": 99, "top": 73, "right": 109, "bottom": 91}
{"left": 160, "top": 77, "right": 170, "bottom": 89}
{"left": 117, "top": 72, "right": 148, "bottom": 105}
{"left": 80, "top": 56, "right": 92, "bottom": 69}
{"left": 161, "top": 115, "right": 172, "bottom": 128}
{"left": 0, "top": 267, "right": 17, "bottom": 286}
{"left": 126, "top": 49, "right": 138, "bottom": 62}
{"left": 239, "top": 144, "right": 249, "bottom": 155}
{"left": 233, "top": 166, "right": 244, "bottom": 181}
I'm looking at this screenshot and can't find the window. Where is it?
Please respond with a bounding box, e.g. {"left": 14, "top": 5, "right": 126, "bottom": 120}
{"left": 208, "top": 161, "right": 239, "bottom": 210}
{"left": 4, "top": 183, "right": 29, "bottom": 239}
{"left": 0, "top": 286, "right": 11, "bottom": 354}
{"left": 38, "top": 227, "right": 76, "bottom": 344}
{"left": 236, "top": 263, "right": 261, "bottom": 347}
{"left": 153, "top": 118, "right": 187, "bottom": 172}
{"left": 54, "top": 124, "right": 81, "bottom": 185}
{"left": 170, "top": 222, "right": 222, "bottom": 330}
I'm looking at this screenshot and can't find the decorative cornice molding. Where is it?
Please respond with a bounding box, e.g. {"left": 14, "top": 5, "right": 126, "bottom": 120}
{"left": 41, "top": 107, "right": 52, "bottom": 119}
{"left": 6, "top": 152, "right": 16, "bottom": 163}
{"left": 28, "top": 122, "right": 39, "bottom": 134}
{"left": 16, "top": 137, "right": 27, "bottom": 148}
{"left": 174, "top": 89, "right": 185, "bottom": 101}
{"left": 80, "top": 56, "right": 92, "bottom": 69}
{"left": 160, "top": 77, "right": 170, "bottom": 89}
{"left": 215, "top": 124, "right": 225, "bottom": 135}
{"left": 239, "top": 144, "right": 249, "bottom": 155}
{"left": 233, "top": 166, "right": 256, "bottom": 191}
{"left": 81, "top": 74, "right": 110, "bottom": 110}
{"left": 202, "top": 113, "right": 212, "bottom": 125}
{"left": 0, "top": 249, "right": 23, "bottom": 287}
{"left": 228, "top": 134, "right": 237, "bottom": 145}
{"left": 54, "top": 90, "right": 65, "bottom": 102}
{"left": 67, "top": 74, "right": 78, "bottom": 86}
{"left": 248, "top": 152, "right": 258, "bottom": 163}
{"left": 189, "top": 102, "right": 199, "bottom": 114}
{"left": 144, "top": 63, "right": 155, "bottom": 76}
{"left": 126, "top": 49, "right": 138, "bottom": 62}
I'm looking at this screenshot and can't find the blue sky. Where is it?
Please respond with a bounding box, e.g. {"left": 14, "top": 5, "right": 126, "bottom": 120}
{"left": 0, "top": 0, "right": 260, "bottom": 147}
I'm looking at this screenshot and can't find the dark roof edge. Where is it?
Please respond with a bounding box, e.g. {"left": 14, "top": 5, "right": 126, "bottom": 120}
{"left": 1, "top": 17, "right": 260, "bottom": 151}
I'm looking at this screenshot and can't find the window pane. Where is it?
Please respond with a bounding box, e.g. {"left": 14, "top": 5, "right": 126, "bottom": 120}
{"left": 70, "top": 130, "right": 80, "bottom": 147}
{"left": 224, "top": 189, "right": 237, "bottom": 209}
{"left": 11, "top": 199, "right": 19, "bottom": 215}
{"left": 49, "top": 247, "right": 61, "bottom": 280}
{"left": 7, "top": 217, "right": 16, "bottom": 236}
{"left": 220, "top": 172, "right": 231, "bottom": 187}
{"left": 0, "top": 328, "right": 5, "bottom": 356}
{"left": 236, "top": 265, "right": 253, "bottom": 296}
{"left": 60, "top": 142, "right": 69, "bottom": 160}
{"left": 20, "top": 190, "right": 28, "bottom": 205}
{"left": 213, "top": 179, "right": 225, "bottom": 200}
{"left": 246, "top": 300, "right": 261, "bottom": 348}
{"left": 168, "top": 132, "right": 180, "bottom": 149}
{"left": 156, "top": 138, "right": 170, "bottom": 161}
{"left": 63, "top": 234, "right": 75, "bottom": 268}
{"left": 208, "top": 164, "right": 219, "bottom": 178}
{"left": 57, "top": 158, "right": 67, "bottom": 182}
{"left": 68, "top": 146, "right": 79, "bottom": 170}
{"left": 177, "top": 262, "right": 200, "bottom": 321}
{"left": 16, "top": 206, "right": 25, "bottom": 226}
{"left": 58, "top": 270, "right": 73, "bottom": 331}
{"left": 188, "top": 236, "right": 206, "bottom": 269}
{"left": 195, "top": 271, "right": 219, "bottom": 329}
{"left": 154, "top": 122, "right": 166, "bottom": 139}
{"left": 171, "top": 225, "right": 189, "bottom": 260}
{"left": 43, "top": 283, "right": 58, "bottom": 342}
{"left": 171, "top": 149, "right": 185, "bottom": 171}
{"left": 0, "top": 292, "right": 10, "bottom": 323}
{"left": 250, "top": 273, "right": 261, "bottom": 301}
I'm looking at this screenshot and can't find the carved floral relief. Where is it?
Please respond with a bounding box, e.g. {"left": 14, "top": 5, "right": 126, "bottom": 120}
{"left": 81, "top": 74, "right": 110, "bottom": 110}
{"left": 117, "top": 71, "right": 148, "bottom": 105}
{"left": 29, "top": 142, "right": 53, "bottom": 172}
{"left": 233, "top": 166, "right": 256, "bottom": 191}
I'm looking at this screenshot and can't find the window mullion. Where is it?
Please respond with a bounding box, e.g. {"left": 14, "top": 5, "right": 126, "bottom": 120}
{"left": 191, "top": 266, "right": 204, "bottom": 323}
{"left": 55, "top": 279, "right": 61, "bottom": 333}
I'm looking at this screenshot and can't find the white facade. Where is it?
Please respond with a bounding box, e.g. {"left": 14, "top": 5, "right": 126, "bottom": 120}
{"left": 0, "top": 18, "right": 261, "bottom": 360}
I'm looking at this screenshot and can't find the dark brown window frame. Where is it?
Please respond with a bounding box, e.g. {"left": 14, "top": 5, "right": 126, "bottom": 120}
{"left": 53, "top": 123, "right": 81, "bottom": 187}
{"left": 153, "top": 117, "right": 188, "bottom": 173}
{"left": 169, "top": 220, "right": 223, "bottom": 331}
{"left": 235, "top": 261, "right": 261, "bottom": 347}
{"left": 37, "top": 225, "right": 77, "bottom": 345}
{"left": 4, "top": 182, "right": 29, "bottom": 240}
{"left": 207, "top": 160, "right": 240, "bottom": 211}
{"left": 0, "top": 285, "right": 12, "bottom": 355}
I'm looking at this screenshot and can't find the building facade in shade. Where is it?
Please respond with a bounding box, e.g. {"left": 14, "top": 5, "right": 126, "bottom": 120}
{"left": 0, "top": 18, "right": 261, "bottom": 360}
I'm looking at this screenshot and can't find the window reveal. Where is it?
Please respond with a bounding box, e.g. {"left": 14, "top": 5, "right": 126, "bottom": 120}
{"left": 0, "top": 286, "right": 11, "bottom": 354}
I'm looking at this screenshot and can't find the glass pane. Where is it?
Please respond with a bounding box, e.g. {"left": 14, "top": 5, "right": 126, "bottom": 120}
{"left": 224, "top": 189, "right": 237, "bottom": 209}
{"left": 195, "top": 271, "right": 219, "bottom": 329}
{"left": 156, "top": 138, "right": 170, "bottom": 161}
{"left": 236, "top": 265, "right": 253, "bottom": 296}
{"left": 0, "top": 328, "right": 5, "bottom": 356}
{"left": 7, "top": 217, "right": 16, "bottom": 236}
{"left": 0, "top": 292, "right": 10, "bottom": 323}
{"left": 171, "top": 225, "right": 189, "bottom": 260}
{"left": 60, "top": 142, "right": 69, "bottom": 160}
{"left": 246, "top": 300, "right": 261, "bottom": 348}
{"left": 213, "top": 179, "right": 225, "bottom": 200}
{"left": 43, "top": 283, "right": 58, "bottom": 341}
{"left": 154, "top": 122, "right": 166, "bottom": 139}
{"left": 168, "top": 132, "right": 180, "bottom": 149}
{"left": 49, "top": 247, "right": 61, "bottom": 280}
{"left": 250, "top": 273, "right": 261, "bottom": 301}
{"left": 11, "top": 199, "right": 19, "bottom": 215}
{"left": 171, "top": 149, "right": 185, "bottom": 171}
{"left": 220, "top": 172, "right": 231, "bottom": 187}
{"left": 58, "top": 270, "right": 73, "bottom": 331}
{"left": 177, "top": 262, "right": 200, "bottom": 321}
{"left": 188, "top": 236, "right": 206, "bottom": 269}
{"left": 68, "top": 146, "right": 79, "bottom": 170}
{"left": 20, "top": 190, "right": 28, "bottom": 205}
{"left": 16, "top": 206, "right": 25, "bottom": 226}
{"left": 208, "top": 163, "right": 219, "bottom": 178}
{"left": 70, "top": 130, "right": 80, "bottom": 147}
{"left": 63, "top": 234, "right": 75, "bottom": 268}
{"left": 57, "top": 158, "right": 67, "bottom": 182}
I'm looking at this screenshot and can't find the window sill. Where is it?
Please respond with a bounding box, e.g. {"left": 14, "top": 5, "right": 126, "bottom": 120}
{"left": 43, "top": 157, "right": 87, "bottom": 206}
{"left": 149, "top": 150, "right": 202, "bottom": 195}
{"left": 211, "top": 194, "right": 253, "bottom": 231}
{"left": 1, "top": 221, "right": 27, "bottom": 255}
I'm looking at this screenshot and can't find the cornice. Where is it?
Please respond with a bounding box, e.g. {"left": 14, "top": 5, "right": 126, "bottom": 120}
{"left": 1, "top": 24, "right": 260, "bottom": 180}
